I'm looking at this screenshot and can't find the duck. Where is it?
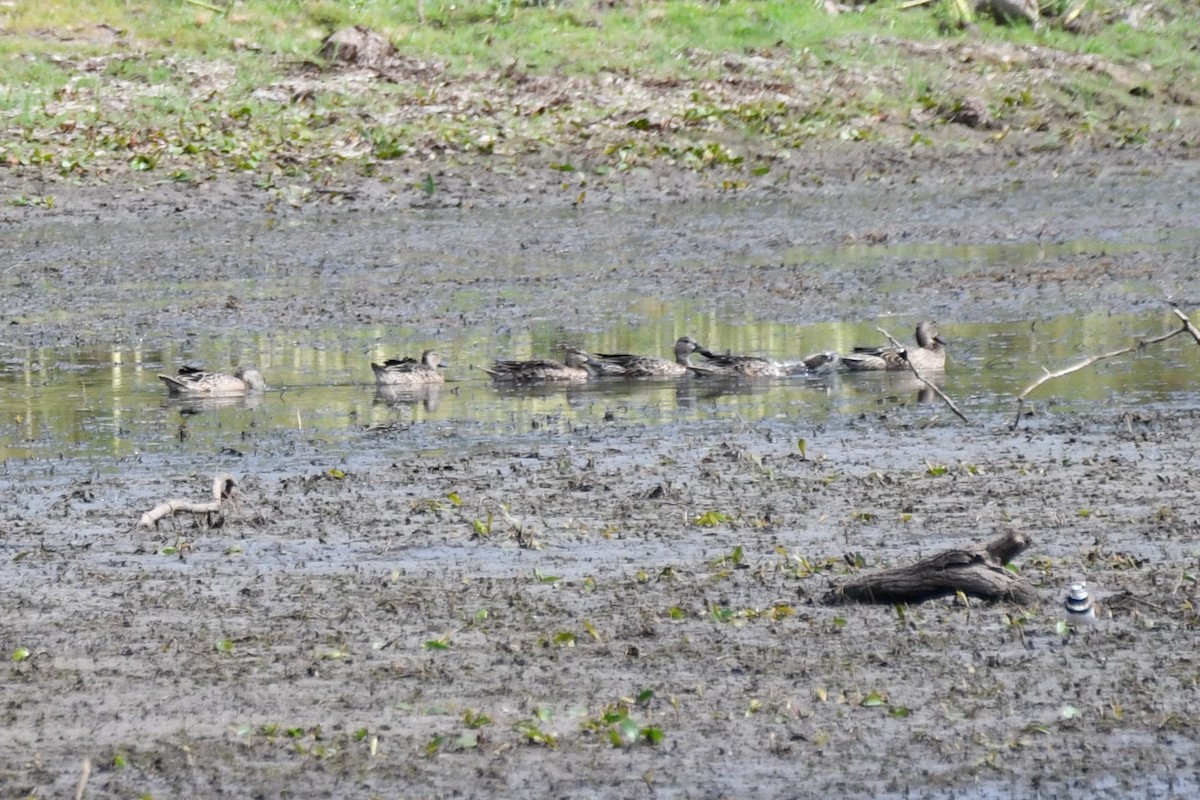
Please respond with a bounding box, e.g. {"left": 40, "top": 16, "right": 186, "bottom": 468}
{"left": 590, "top": 336, "right": 710, "bottom": 378}
{"left": 689, "top": 351, "right": 789, "bottom": 379}
{"left": 371, "top": 349, "right": 445, "bottom": 386}
{"left": 158, "top": 365, "right": 267, "bottom": 396}
{"left": 841, "top": 321, "right": 947, "bottom": 372}
{"left": 482, "top": 347, "right": 592, "bottom": 383}
{"left": 781, "top": 351, "right": 841, "bottom": 376}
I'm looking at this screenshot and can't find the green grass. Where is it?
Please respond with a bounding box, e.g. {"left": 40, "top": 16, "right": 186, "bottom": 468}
{"left": 1, "top": 0, "right": 1198, "bottom": 194}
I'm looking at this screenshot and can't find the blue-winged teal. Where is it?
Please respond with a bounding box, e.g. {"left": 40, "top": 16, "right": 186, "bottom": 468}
{"left": 782, "top": 351, "right": 841, "bottom": 376}
{"left": 371, "top": 349, "right": 445, "bottom": 386}
{"left": 689, "top": 351, "right": 788, "bottom": 379}
{"left": 590, "top": 336, "right": 709, "bottom": 378}
{"left": 158, "top": 365, "right": 267, "bottom": 396}
{"left": 691, "top": 347, "right": 839, "bottom": 379}
{"left": 841, "top": 321, "right": 947, "bottom": 372}
{"left": 483, "top": 347, "right": 592, "bottom": 383}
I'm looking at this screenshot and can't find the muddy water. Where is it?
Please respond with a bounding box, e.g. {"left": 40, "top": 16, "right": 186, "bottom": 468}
{"left": 3, "top": 308, "right": 1198, "bottom": 473}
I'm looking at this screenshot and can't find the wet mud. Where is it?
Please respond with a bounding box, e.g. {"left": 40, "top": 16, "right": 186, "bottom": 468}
{"left": 3, "top": 152, "right": 1200, "bottom": 799}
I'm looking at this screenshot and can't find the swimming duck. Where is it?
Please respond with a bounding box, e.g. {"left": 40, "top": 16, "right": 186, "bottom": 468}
{"left": 841, "top": 321, "right": 947, "bottom": 372}
{"left": 590, "top": 336, "right": 710, "bottom": 378}
{"left": 782, "top": 351, "right": 841, "bottom": 376}
{"left": 371, "top": 349, "right": 445, "bottom": 386}
{"left": 483, "top": 347, "right": 592, "bottom": 383}
{"left": 158, "top": 365, "right": 267, "bottom": 396}
{"left": 689, "top": 351, "right": 789, "bottom": 379}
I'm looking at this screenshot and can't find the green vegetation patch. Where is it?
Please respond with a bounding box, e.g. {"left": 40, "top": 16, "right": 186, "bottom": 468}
{"left": 1, "top": 0, "right": 1197, "bottom": 195}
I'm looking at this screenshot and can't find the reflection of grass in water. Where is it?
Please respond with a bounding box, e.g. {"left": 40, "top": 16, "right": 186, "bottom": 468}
{"left": 5, "top": 307, "right": 1198, "bottom": 465}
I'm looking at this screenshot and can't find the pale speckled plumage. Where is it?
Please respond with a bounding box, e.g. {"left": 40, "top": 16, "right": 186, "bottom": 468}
{"left": 841, "top": 321, "right": 947, "bottom": 372}
{"left": 692, "top": 347, "right": 840, "bottom": 379}
{"left": 781, "top": 352, "right": 841, "bottom": 376}
{"left": 371, "top": 349, "right": 445, "bottom": 386}
{"left": 591, "top": 336, "right": 708, "bottom": 378}
{"left": 158, "top": 366, "right": 267, "bottom": 397}
{"left": 689, "top": 352, "right": 788, "bottom": 379}
{"left": 483, "top": 347, "right": 592, "bottom": 383}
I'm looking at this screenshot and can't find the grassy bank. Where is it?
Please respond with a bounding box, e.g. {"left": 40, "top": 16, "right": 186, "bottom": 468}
{"left": 1, "top": 0, "right": 1198, "bottom": 201}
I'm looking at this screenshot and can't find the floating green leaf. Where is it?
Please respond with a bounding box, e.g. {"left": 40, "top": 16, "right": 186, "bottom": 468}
{"left": 12, "top": 646, "right": 31, "bottom": 662}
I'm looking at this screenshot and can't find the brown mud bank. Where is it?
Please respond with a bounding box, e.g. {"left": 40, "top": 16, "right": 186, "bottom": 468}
{"left": 5, "top": 149, "right": 1200, "bottom": 352}
{"left": 4, "top": 407, "right": 1200, "bottom": 799}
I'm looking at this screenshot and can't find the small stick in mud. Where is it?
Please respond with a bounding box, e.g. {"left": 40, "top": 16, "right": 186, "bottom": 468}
{"left": 1172, "top": 305, "right": 1200, "bottom": 345}
{"left": 1011, "top": 307, "right": 1200, "bottom": 430}
{"left": 824, "top": 529, "right": 1037, "bottom": 606}
{"left": 875, "top": 326, "right": 971, "bottom": 425}
{"left": 138, "top": 473, "right": 238, "bottom": 529}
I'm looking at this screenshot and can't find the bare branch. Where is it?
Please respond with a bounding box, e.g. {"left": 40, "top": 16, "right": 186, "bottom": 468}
{"left": 1011, "top": 319, "right": 1190, "bottom": 430}
{"left": 139, "top": 473, "right": 238, "bottom": 529}
{"left": 875, "top": 326, "right": 971, "bottom": 425}
{"left": 1171, "top": 306, "right": 1200, "bottom": 345}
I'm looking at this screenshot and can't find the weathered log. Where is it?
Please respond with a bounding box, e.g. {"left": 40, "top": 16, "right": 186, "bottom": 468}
{"left": 138, "top": 473, "right": 237, "bottom": 529}
{"left": 824, "top": 529, "right": 1036, "bottom": 606}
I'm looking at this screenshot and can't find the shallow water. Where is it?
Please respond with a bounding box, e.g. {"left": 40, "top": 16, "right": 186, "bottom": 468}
{"left": 2, "top": 306, "right": 1197, "bottom": 477}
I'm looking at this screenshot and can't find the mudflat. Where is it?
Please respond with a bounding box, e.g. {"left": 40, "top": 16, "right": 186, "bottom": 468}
{"left": 4, "top": 144, "right": 1200, "bottom": 799}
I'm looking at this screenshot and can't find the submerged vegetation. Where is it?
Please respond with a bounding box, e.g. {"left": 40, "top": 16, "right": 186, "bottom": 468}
{"left": 1, "top": 0, "right": 1198, "bottom": 201}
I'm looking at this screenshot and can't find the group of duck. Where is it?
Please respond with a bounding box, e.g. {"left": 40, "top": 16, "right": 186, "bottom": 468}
{"left": 373, "top": 319, "right": 947, "bottom": 388}
{"left": 157, "top": 321, "right": 947, "bottom": 397}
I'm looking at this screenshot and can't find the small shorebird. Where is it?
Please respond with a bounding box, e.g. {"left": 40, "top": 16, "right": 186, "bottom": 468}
{"left": 841, "top": 321, "right": 947, "bottom": 372}
{"left": 1064, "top": 582, "right": 1098, "bottom": 625}
{"left": 482, "top": 347, "right": 592, "bottom": 383}
{"left": 158, "top": 366, "right": 267, "bottom": 397}
{"left": 590, "top": 336, "right": 709, "bottom": 378}
{"left": 371, "top": 349, "right": 446, "bottom": 386}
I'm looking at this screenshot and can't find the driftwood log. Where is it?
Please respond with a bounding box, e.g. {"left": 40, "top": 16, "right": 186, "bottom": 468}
{"left": 825, "top": 530, "right": 1036, "bottom": 605}
{"left": 138, "top": 473, "right": 237, "bottom": 529}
